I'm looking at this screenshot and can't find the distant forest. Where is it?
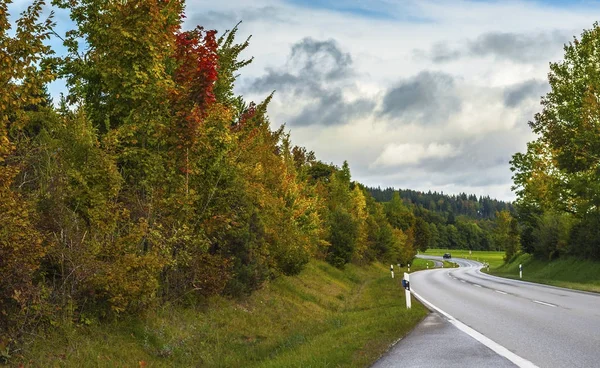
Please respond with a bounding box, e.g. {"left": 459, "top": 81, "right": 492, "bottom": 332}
{"left": 366, "top": 187, "right": 516, "bottom": 254}
{"left": 367, "top": 187, "right": 513, "bottom": 220}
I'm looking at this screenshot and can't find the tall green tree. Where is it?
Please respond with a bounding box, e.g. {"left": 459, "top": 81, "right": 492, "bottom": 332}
{"left": 493, "top": 211, "right": 521, "bottom": 260}
{"left": 385, "top": 192, "right": 415, "bottom": 231}
{"left": 414, "top": 217, "right": 431, "bottom": 252}
{"left": 511, "top": 23, "right": 600, "bottom": 259}
{"left": 513, "top": 23, "right": 600, "bottom": 216}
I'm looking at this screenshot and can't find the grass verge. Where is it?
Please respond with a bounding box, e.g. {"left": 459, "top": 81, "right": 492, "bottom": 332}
{"left": 424, "top": 249, "right": 600, "bottom": 293}
{"left": 17, "top": 261, "right": 427, "bottom": 367}
{"left": 491, "top": 253, "right": 600, "bottom": 293}
{"left": 424, "top": 248, "right": 505, "bottom": 269}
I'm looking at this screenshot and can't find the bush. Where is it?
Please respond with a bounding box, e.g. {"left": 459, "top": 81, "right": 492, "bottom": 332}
{"left": 0, "top": 169, "right": 45, "bottom": 348}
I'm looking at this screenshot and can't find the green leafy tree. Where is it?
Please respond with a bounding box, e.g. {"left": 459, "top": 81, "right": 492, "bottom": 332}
{"left": 525, "top": 24, "right": 600, "bottom": 217}
{"left": 510, "top": 23, "right": 600, "bottom": 260}
{"left": 385, "top": 192, "right": 415, "bottom": 231}
{"left": 428, "top": 223, "right": 439, "bottom": 249}
{"left": 414, "top": 217, "right": 431, "bottom": 252}
{"left": 326, "top": 209, "right": 358, "bottom": 267}
{"left": 533, "top": 212, "right": 573, "bottom": 260}
{"left": 493, "top": 211, "right": 521, "bottom": 260}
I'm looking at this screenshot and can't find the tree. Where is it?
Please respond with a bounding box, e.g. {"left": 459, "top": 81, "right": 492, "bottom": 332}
{"left": 533, "top": 212, "right": 573, "bottom": 260}
{"left": 326, "top": 209, "right": 358, "bottom": 267}
{"left": 385, "top": 192, "right": 415, "bottom": 231}
{"left": 428, "top": 223, "right": 439, "bottom": 249}
{"left": 493, "top": 211, "right": 521, "bottom": 260}
{"left": 513, "top": 23, "right": 600, "bottom": 217}
{"left": 414, "top": 217, "right": 431, "bottom": 252}
{"left": 0, "top": 0, "right": 55, "bottom": 345}
{"left": 510, "top": 23, "right": 600, "bottom": 260}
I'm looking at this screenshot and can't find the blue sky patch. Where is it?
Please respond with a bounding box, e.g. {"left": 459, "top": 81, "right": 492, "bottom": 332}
{"left": 284, "top": 0, "right": 431, "bottom": 22}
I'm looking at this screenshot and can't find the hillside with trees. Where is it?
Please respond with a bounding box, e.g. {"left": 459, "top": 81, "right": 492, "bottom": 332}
{"left": 0, "top": 0, "right": 418, "bottom": 354}
{"left": 368, "top": 187, "right": 513, "bottom": 220}
{"left": 368, "top": 187, "right": 515, "bottom": 253}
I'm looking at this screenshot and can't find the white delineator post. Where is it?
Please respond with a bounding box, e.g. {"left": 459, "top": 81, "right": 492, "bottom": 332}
{"left": 519, "top": 264, "right": 522, "bottom": 279}
{"left": 390, "top": 264, "right": 394, "bottom": 279}
{"left": 404, "top": 272, "right": 411, "bottom": 309}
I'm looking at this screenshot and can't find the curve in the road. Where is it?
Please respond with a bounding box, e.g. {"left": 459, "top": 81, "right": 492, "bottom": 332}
{"left": 411, "top": 256, "right": 600, "bottom": 368}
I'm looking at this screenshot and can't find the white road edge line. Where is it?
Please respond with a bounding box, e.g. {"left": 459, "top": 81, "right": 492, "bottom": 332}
{"left": 495, "top": 290, "right": 507, "bottom": 295}
{"left": 411, "top": 290, "right": 539, "bottom": 368}
{"left": 473, "top": 284, "right": 482, "bottom": 288}
{"left": 533, "top": 300, "right": 557, "bottom": 308}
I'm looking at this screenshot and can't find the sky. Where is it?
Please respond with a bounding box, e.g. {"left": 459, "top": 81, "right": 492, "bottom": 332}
{"left": 10, "top": 0, "right": 600, "bottom": 201}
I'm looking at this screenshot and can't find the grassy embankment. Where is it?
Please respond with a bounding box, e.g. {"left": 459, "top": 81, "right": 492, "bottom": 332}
{"left": 493, "top": 253, "right": 600, "bottom": 293}
{"left": 424, "top": 249, "right": 600, "bottom": 293}
{"left": 18, "top": 261, "right": 428, "bottom": 367}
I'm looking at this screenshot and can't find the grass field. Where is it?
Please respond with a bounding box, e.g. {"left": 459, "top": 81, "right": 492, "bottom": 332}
{"left": 17, "top": 261, "right": 428, "bottom": 367}
{"left": 493, "top": 253, "right": 600, "bottom": 293}
{"left": 423, "top": 248, "right": 505, "bottom": 268}
{"left": 411, "top": 257, "right": 436, "bottom": 269}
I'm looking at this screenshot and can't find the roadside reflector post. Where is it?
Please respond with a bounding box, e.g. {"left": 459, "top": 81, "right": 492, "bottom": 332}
{"left": 519, "top": 264, "right": 522, "bottom": 279}
{"left": 403, "top": 273, "right": 411, "bottom": 309}
{"left": 408, "top": 263, "right": 411, "bottom": 272}
{"left": 390, "top": 264, "right": 394, "bottom": 279}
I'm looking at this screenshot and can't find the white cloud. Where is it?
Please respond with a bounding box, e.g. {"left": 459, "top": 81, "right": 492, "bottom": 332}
{"left": 372, "top": 142, "right": 459, "bottom": 167}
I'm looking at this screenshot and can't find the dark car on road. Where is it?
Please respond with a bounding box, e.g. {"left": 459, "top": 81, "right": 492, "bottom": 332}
{"left": 443, "top": 253, "right": 451, "bottom": 259}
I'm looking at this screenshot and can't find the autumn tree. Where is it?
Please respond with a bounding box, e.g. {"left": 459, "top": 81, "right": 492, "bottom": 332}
{"left": 0, "top": 0, "right": 55, "bottom": 346}
{"left": 0, "top": 0, "right": 405, "bottom": 346}
{"left": 511, "top": 22, "right": 600, "bottom": 259}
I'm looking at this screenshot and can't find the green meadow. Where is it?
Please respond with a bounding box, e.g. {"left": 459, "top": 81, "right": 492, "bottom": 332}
{"left": 424, "top": 248, "right": 505, "bottom": 268}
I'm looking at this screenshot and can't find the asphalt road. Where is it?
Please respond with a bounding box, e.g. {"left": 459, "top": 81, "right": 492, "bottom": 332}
{"left": 371, "top": 312, "right": 516, "bottom": 368}
{"left": 409, "top": 256, "right": 600, "bottom": 368}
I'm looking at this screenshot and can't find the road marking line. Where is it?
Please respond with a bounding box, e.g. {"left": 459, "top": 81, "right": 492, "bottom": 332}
{"left": 473, "top": 284, "right": 482, "bottom": 288}
{"left": 411, "top": 290, "right": 539, "bottom": 368}
{"left": 495, "top": 290, "right": 507, "bottom": 295}
{"left": 533, "top": 300, "right": 557, "bottom": 308}
{"left": 460, "top": 280, "right": 466, "bottom": 283}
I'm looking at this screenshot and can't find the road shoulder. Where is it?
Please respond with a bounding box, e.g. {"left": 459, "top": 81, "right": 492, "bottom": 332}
{"left": 370, "top": 312, "right": 516, "bottom": 368}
